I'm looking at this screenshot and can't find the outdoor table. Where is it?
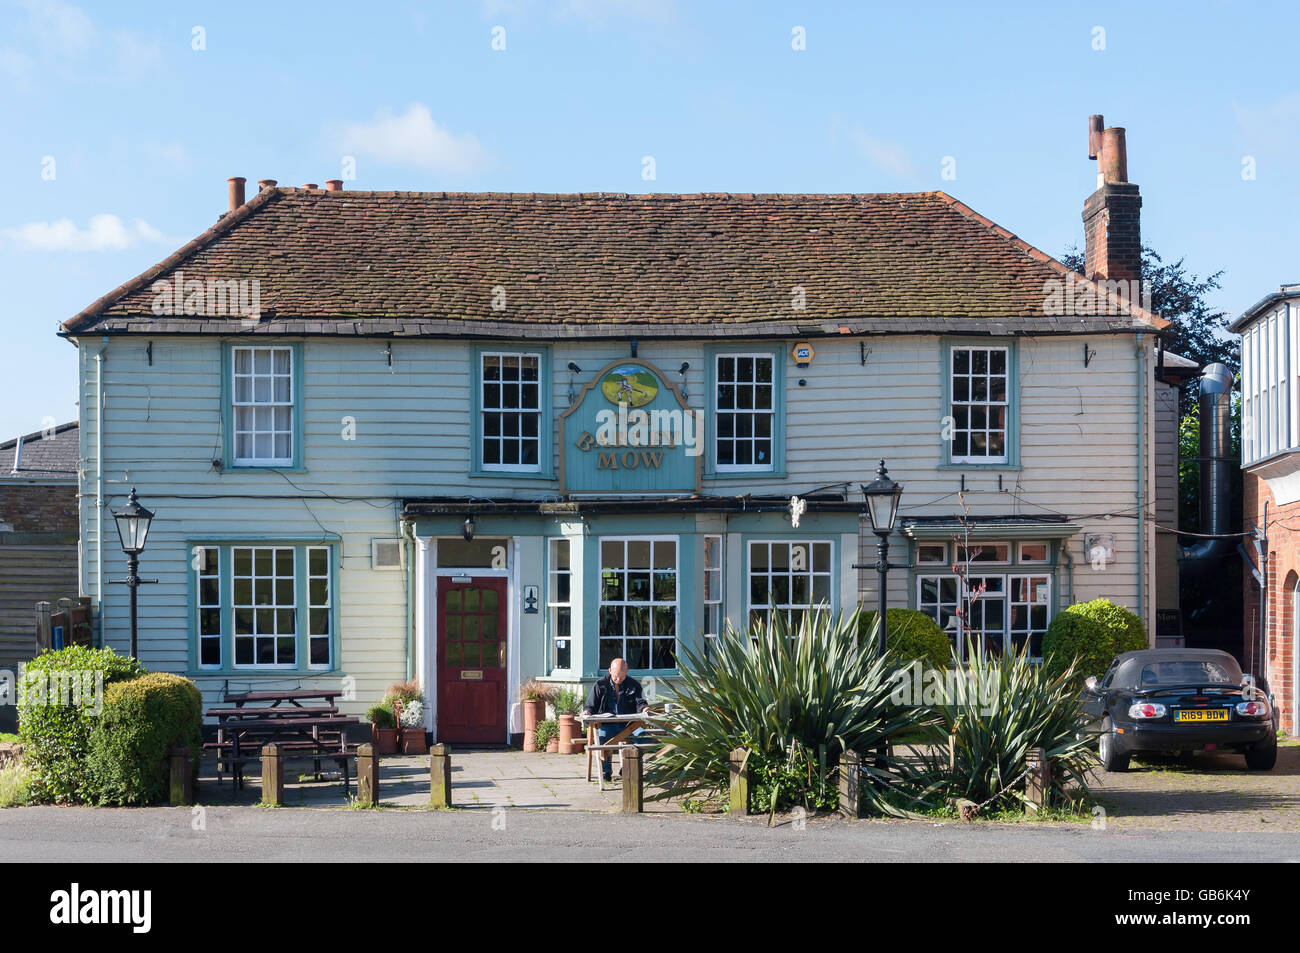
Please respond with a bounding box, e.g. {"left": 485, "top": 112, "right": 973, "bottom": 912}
{"left": 221, "top": 713, "right": 360, "bottom": 791}
{"left": 580, "top": 711, "right": 668, "bottom": 783}
{"left": 207, "top": 687, "right": 350, "bottom": 786}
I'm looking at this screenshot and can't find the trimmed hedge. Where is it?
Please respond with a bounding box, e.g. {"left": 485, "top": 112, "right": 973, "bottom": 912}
{"left": 1041, "top": 598, "right": 1148, "bottom": 683}
{"left": 858, "top": 608, "right": 951, "bottom": 670}
{"left": 84, "top": 673, "right": 203, "bottom": 806}
{"left": 17, "top": 646, "right": 144, "bottom": 803}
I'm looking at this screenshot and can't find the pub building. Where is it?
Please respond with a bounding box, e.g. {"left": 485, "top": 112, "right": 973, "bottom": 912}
{"left": 60, "top": 129, "right": 1166, "bottom": 743}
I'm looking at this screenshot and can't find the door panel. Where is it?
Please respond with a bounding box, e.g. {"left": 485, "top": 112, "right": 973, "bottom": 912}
{"left": 437, "top": 576, "right": 508, "bottom": 743}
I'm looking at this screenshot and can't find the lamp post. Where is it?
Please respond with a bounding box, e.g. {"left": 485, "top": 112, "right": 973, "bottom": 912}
{"left": 861, "top": 460, "right": 904, "bottom": 658}
{"left": 112, "top": 488, "right": 154, "bottom": 660}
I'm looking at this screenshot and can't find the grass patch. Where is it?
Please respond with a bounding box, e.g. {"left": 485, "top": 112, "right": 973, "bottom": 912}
{"left": 0, "top": 762, "right": 34, "bottom": 807}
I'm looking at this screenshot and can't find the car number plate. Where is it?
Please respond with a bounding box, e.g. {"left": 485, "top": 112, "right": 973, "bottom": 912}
{"left": 1175, "top": 709, "right": 1229, "bottom": 722}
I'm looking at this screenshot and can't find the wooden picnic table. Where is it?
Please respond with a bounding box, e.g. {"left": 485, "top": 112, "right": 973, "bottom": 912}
{"left": 206, "top": 688, "right": 354, "bottom": 790}
{"left": 221, "top": 689, "right": 344, "bottom": 707}
{"left": 580, "top": 711, "right": 671, "bottom": 785}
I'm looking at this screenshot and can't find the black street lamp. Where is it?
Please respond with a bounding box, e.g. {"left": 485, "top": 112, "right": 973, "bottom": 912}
{"left": 861, "top": 460, "right": 906, "bottom": 659}
{"left": 112, "top": 488, "right": 155, "bottom": 660}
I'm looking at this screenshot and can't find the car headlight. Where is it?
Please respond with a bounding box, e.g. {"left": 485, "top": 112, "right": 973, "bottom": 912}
{"left": 1128, "top": 702, "right": 1167, "bottom": 719}
{"left": 1236, "top": 700, "right": 1270, "bottom": 717}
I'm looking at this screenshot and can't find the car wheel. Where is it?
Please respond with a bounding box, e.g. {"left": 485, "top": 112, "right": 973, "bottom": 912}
{"left": 1245, "top": 733, "right": 1278, "bottom": 771}
{"left": 1098, "top": 717, "right": 1130, "bottom": 772}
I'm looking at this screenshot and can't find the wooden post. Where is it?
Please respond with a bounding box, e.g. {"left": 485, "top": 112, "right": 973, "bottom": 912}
{"left": 357, "top": 743, "right": 379, "bottom": 807}
{"left": 948, "top": 731, "right": 958, "bottom": 774}
{"left": 1025, "top": 746, "right": 1049, "bottom": 811}
{"left": 838, "top": 750, "right": 862, "bottom": 818}
{"left": 429, "top": 743, "right": 451, "bottom": 808}
{"left": 169, "top": 746, "right": 192, "bottom": 806}
{"left": 728, "top": 747, "right": 751, "bottom": 815}
{"left": 34, "top": 601, "right": 51, "bottom": 654}
{"left": 621, "top": 745, "right": 643, "bottom": 813}
{"left": 261, "top": 744, "right": 283, "bottom": 806}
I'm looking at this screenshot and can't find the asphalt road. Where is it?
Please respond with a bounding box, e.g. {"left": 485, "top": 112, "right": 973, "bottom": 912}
{"left": 4, "top": 806, "right": 1299, "bottom": 862}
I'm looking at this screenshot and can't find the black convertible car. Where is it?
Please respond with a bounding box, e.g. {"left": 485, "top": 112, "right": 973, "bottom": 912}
{"left": 1080, "top": 649, "right": 1277, "bottom": 772}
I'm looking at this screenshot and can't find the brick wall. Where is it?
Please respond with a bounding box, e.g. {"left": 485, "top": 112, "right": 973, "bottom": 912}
{"left": 0, "top": 484, "right": 78, "bottom": 534}
{"left": 1243, "top": 470, "right": 1298, "bottom": 734}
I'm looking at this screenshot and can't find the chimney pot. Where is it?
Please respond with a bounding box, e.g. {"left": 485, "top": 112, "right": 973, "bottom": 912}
{"left": 1100, "top": 127, "right": 1128, "bottom": 184}
{"left": 227, "top": 176, "right": 246, "bottom": 211}
{"left": 257, "top": 179, "right": 277, "bottom": 192}
{"left": 1081, "top": 114, "right": 1141, "bottom": 287}
{"left": 301, "top": 183, "right": 319, "bottom": 190}
{"left": 325, "top": 179, "right": 343, "bottom": 191}
{"left": 1087, "top": 115, "right": 1104, "bottom": 160}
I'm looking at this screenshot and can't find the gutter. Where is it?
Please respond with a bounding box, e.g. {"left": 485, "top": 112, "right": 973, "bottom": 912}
{"left": 1136, "top": 332, "right": 1146, "bottom": 632}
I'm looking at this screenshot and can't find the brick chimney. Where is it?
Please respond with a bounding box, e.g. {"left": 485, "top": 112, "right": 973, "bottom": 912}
{"left": 1082, "top": 115, "right": 1142, "bottom": 286}
{"left": 227, "top": 176, "right": 246, "bottom": 211}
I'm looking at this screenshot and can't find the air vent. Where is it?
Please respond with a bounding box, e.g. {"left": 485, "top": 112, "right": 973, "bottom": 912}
{"left": 371, "top": 538, "right": 405, "bottom": 570}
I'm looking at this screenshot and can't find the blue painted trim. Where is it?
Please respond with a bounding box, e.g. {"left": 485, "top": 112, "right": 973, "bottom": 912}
{"left": 940, "top": 338, "right": 1020, "bottom": 469}
{"left": 469, "top": 344, "right": 555, "bottom": 480}
{"left": 220, "top": 342, "right": 306, "bottom": 472}
{"left": 185, "top": 537, "right": 340, "bottom": 676}
{"left": 703, "top": 344, "right": 786, "bottom": 479}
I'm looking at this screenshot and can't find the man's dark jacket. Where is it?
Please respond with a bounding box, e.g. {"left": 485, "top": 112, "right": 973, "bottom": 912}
{"left": 585, "top": 674, "right": 648, "bottom": 716}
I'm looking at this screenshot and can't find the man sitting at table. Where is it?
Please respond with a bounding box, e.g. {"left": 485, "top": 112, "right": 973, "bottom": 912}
{"left": 582, "top": 658, "right": 648, "bottom": 782}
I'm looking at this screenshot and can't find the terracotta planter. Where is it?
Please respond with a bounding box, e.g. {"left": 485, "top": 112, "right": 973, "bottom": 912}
{"left": 521, "top": 698, "right": 546, "bottom": 751}
{"left": 372, "top": 726, "right": 399, "bottom": 755}
{"left": 558, "top": 714, "right": 579, "bottom": 754}
{"left": 546, "top": 737, "right": 559, "bottom": 753}
{"left": 401, "top": 728, "right": 429, "bottom": 756}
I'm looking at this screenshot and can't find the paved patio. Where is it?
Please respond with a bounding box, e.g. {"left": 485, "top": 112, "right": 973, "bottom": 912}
{"left": 198, "top": 747, "right": 685, "bottom": 812}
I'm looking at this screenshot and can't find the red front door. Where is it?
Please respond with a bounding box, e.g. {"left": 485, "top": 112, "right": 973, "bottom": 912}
{"left": 437, "top": 577, "right": 508, "bottom": 744}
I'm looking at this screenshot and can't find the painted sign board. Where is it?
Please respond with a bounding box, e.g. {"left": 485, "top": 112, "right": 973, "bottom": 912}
{"left": 559, "top": 357, "right": 703, "bottom": 495}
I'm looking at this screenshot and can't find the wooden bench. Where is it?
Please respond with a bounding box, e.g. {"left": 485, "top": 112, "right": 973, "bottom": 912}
{"left": 220, "top": 746, "right": 360, "bottom": 795}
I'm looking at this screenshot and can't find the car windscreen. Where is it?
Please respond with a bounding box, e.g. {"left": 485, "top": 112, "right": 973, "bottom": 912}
{"left": 1137, "top": 659, "right": 1238, "bottom": 687}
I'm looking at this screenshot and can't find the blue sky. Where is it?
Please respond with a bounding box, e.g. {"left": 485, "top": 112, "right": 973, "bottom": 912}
{"left": 2, "top": 0, "right": 1296, "bottom": 440}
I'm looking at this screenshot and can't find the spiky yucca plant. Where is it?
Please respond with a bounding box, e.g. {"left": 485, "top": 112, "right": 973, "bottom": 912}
{"left": 646, "top": 609, "right": 928, "bottom": 815}
{"left": 920, "top": 641, "right": 1096, "bottom": 812}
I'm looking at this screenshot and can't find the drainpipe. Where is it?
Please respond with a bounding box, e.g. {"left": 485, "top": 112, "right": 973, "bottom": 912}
{"left": 1136, "top": 333, "right": 1146, "bottom": 632}
{"left": 94, "top": 336, "right": 109, "bottom": 646}
{"left": 401, "top": 516, "right": 416, "bottom": 681}
{"left": 1180, "top": 364, "right": 1236, "bottom": 562}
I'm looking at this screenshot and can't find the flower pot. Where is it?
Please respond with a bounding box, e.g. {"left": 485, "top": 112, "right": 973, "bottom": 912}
{"left": 401, "top": 728, "right": 428, "bottom": 756}
{"left": 546, "top": 737, "right": 559, "bottom": 753}
{"left": 373, "top": 726, "right": 399, "bottom": 755}
{"left": 558, "top": 714, "right": 579, "bottom": 754}
{"left": 521, "top": 698, "right": 546, "bottom": 751}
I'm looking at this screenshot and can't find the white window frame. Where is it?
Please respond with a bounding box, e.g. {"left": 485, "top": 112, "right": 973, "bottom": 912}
{"left": 746, "top": 539, "right": 834, "bottom": 630}
{"left": 916, "top": 572, "right": 1053, "bottom": 660}
{"left": 703, "top": 534, "right": 723, "bottom": 652}
{"left": 196, "top": 546, "right": 222, "bottom": 669}
{"left": 547, "top": 538, "right": 573, "bottom": 672}
{"left": 597, "top": 535, "right": 679, "bottom": 671}
{"left": 916, "top": 542, "right": 948, "bottom": 565}
{"left": 480, "top": 351, "right": 543, "bottom": 473}
{"left": 306, "top": 546, "right": 331, "bottom": 670}
{"left": 714, "top": 352, "right": 776, "bottom": 473}
{"left": 232, "top": 346, "right": 295, "bottom": 466}
{"left": 232, "top": 545, "right": 298, "bottom": 670}
{"left": 949, "top": 345, "right": 1009, "bottom": 464}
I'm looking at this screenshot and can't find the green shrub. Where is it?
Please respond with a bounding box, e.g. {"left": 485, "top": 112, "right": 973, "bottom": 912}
{"left": 0, "top": 761, "right": 33, "bottom": 807}
{"left": 367, "top": 699, "right": 395, "bottom": 729}
{"left": 1041, "top": 598, "right": 1148, "bottom": 683}
{"left": 18, "top": 646, "right": 144, "bottom": 803}
{"left": 553, "top": 688, "right": 584, "bottom": 716}
{"left": 921, "top": 641, "right": 1096, "bottom": 812}
{"left": 859, "top": 608, "right": 951, "bottom": 670}
{"left": 647, "top": 609, "right": 928, "bottom": 817}
{"left": 533, "top": 718, "right": 559, "bottom": 750}
{"left": 82, "top": 673, "right": 203, "bottom": 806}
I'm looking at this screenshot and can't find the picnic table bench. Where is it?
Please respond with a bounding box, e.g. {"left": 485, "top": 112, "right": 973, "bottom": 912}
{"left": 205, "top": 688, "right": 359, "bottom": 794}
{"left": 581, "top": 708, "right": 673, "bottom": 790}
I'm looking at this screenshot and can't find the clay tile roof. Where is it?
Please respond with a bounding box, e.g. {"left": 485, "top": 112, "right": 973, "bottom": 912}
{"left": 0, "top": 421, "right": 79, "bottom": 480}
{"left": 60, "top": 189, "right": 1166, "bottom": 337}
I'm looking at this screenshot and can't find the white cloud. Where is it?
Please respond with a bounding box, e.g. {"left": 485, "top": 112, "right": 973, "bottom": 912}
{"left": 332, "top": 104, "right": 489, "bottom": 174}
{"left": 829, "top": 115, "right": 918, "bottom": 180}
{"left": 2, "top": 214, "right": 169, "bottom": 252}
{"left": 1, "top": 0, "right": 160, "bottom": 84}
{"left": 17, "top": 0, "right": 94, "bottom": 53}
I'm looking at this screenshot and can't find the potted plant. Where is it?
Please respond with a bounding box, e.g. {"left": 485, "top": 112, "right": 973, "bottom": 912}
{"left": 534, "top": 718, "right": 560, "bottom": 754}
{"left": 367, "top": 699, "right": 398, "bottom": 755}
{"left": 554, "top": 687, "right": 585, "bottom": 754}
{"left": 519, "top": 679, "right": 557, "bottom": 752}
{"left": 387, "top": 680, "right": 428, "bottom": 756}
{"left": 398, "top": 698, "right": 428, "bottom": 755}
